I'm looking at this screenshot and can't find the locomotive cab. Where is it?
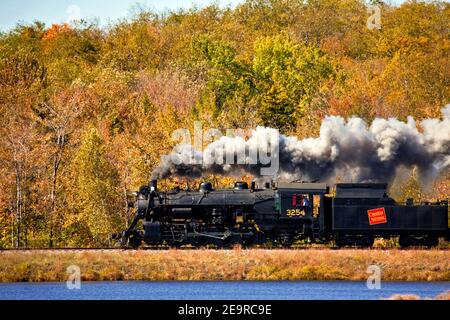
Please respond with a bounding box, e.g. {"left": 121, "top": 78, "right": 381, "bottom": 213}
{"left": 276, "top": 183, "right": 330, "bottom": 241}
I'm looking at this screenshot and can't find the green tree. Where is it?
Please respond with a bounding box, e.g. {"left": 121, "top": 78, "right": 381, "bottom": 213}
{"left": 101, "top": 13, "right": 161, "bottom": 72}
{"left": 253, "top": 35, "right": 336, "bottom": 130}
{"left": 191, "top": 35, "right": 255, "bottom": 120}
{"left": 67, "top": 127, "right": 122, "bottom": 246}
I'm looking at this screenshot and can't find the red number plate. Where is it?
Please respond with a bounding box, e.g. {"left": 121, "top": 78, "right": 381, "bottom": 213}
{"left": 368, "top": 207, "right": 387, "bottom": 225}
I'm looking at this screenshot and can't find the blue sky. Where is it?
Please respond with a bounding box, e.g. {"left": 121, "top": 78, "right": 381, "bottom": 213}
{"left": 0, "top": 0, "right": 244, "bottom": 31}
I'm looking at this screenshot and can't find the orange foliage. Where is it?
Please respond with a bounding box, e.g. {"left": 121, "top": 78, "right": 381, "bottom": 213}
{"left": 42, "top": 23, "right": 72, "bottom": 42}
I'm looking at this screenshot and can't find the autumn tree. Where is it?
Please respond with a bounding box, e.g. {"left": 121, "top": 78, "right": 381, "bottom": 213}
{"left": 253, "top": 35, "right": 337, "bottom": 131}
{"left": 38, "top": 87, "right": 86, "bottom": 247}
{"left": 66, "top": 127, "right": 123, "bottom": 246}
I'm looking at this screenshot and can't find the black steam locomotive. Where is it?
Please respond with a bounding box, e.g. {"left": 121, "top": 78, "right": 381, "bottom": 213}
{"left": 114, "top": 180, "right": 449, "bottom": 248}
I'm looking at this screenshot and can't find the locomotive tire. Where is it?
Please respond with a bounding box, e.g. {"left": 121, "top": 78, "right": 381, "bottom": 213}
{"left": 128, "top": 235, "right": 142, "bottom": 249}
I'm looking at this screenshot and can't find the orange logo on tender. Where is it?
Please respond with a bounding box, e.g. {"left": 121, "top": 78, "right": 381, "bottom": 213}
{"left": 368, "top": 207, "right": 387, "bottom": 225}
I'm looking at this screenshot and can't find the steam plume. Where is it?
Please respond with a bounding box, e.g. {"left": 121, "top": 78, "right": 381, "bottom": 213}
{"left": 151, "top": 105, "right": 450, "bottom": 183}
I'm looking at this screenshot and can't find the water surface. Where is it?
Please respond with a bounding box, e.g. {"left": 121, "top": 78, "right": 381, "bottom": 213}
{"left": 0, "top": 281, "right": 448, "bottom": 300}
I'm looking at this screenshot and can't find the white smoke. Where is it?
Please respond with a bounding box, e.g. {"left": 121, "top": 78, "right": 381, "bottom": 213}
{"left": 152, "top": 105, "right": 450, "bottom": 184}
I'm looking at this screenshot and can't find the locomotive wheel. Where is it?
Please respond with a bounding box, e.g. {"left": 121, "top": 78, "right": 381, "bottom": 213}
{"left": 335, "top": 238, "right": 347, "bottom": 248}
{"left": 399, "top": 235, "right": 438, "bottom": 248}
{"left": 128, "top": 235, "right": 142, "bottom": 249}
{"left": 206, "top": 238, "right": 224, "bottom": 248}
{"left": 191, "top": 237, "right": 206, "bottom": 248}
{"left": 279, "top": 234, "right": 293, "bottom": 248}
{"left": 334, "top": 234, "right": 348, "bottom": 248}
{"left": 399, "top": 235, "right": 411, "bottom": 248}
{"left": 334, "top": 235, "right": 374, "bottom": 248}
{"left": 223, "top": 235, "right": 243, "bottom": 248}
{"left": 357, "top": 236, "right": 374, "bottom": 248}
{"left": 242, "top": 234, "right": 258, "bottom": 248}
{"left": 168, "top": 240, "right": 184, "bottom": 248}
{"left": 425, "top": 236, "right": 439, "bottom": 248}
{"left": 418, "top": 235, "right": 439, "bottom": 248}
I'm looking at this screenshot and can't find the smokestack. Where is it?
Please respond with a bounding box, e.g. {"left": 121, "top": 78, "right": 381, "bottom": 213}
{"left": 234, "top": 181, "right": 249, "bottom": 190}
{"left": 150, "top": 180, "right": 158, "bottom": 192}
{"left": 199, "top": 181, "right": 213, "bottom": 193}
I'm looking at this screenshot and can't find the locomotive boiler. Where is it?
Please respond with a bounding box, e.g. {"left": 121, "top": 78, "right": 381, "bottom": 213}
{"left": 113, "top": 180, "right": 449, "bottom": 248}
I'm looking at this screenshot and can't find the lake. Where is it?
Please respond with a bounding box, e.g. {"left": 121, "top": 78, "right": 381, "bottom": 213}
{"left": 0, "top": 281, "right": 448, "bottom": 300}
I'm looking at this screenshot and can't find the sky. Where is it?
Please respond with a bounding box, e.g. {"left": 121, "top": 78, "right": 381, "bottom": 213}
{"left": 0, "top": 0, "right": 244, "bottom": 31}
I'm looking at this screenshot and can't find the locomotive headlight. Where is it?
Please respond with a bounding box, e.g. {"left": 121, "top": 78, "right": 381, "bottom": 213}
{"left": 150, "top": 179, "right": 158, "bottom": 192}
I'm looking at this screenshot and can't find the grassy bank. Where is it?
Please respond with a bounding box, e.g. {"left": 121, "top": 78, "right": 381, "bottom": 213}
{"left": 0, "top": 249, "right": 449, "bottom": 282}
{"left": 389, "top": 291, "right": 450, "bottom": 300}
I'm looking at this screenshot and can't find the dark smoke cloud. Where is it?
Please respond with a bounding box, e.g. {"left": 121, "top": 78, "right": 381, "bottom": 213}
{"left": 151, "top": 105, "right": 450, "bottom": 183}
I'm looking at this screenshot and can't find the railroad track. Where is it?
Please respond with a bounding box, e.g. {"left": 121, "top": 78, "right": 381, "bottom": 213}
{"left": 1, "top": 246, "right": 448, "bottom": 251}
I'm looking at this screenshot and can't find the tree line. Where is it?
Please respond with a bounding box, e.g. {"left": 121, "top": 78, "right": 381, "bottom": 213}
{"left": 0, "top": 0, "right": 448, "bottom": 247}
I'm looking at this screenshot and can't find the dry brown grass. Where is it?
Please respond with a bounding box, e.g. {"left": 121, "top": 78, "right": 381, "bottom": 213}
{"left": 388, "top": 294, "right": 421, "bottom": 300}
{"left": 388, "top": 290, "right": 450, "bottom": 300}
{"left": 435, "top": 290, "right": 450, "bottom": 300}
{"left": 0, "top": 248, "right": 448, "bottom": 282}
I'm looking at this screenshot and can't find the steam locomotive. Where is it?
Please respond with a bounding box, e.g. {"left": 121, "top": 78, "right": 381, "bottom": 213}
{"left": 113, "top": 180, "right": 449, "bottom": 248}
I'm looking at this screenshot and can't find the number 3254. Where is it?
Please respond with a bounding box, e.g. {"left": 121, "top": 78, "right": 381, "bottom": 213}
{"left": 286, "top": 209, "right": 306, "bottom": 217}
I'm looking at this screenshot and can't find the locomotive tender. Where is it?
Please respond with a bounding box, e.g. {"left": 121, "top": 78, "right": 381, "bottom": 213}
{"left": 114, "top": 180, "right": 449, "bottom": 248}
